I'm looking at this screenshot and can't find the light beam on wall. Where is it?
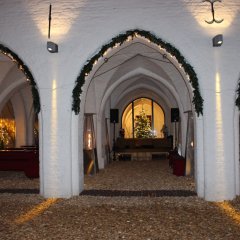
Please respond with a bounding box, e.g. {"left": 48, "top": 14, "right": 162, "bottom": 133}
{"left": 48, "top": 79, "right": 60, "bottom": 194}
{"left": 215, "top": 72, "right": 226, "bottom": 192}
{"left": 51, "top": 80, "right": 57, "bottom": 157}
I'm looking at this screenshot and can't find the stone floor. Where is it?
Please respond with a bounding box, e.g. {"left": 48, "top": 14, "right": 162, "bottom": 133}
{"left": 0, "top": 158, "right": 240, "bottom": 240}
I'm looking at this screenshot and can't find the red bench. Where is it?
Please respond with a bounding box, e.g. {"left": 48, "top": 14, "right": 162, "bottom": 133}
{"left": 0, "top": 149, "right": 39, "bottom": 178}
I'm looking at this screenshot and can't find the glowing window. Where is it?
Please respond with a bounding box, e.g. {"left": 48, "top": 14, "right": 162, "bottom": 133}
{"left": 122, "top": 98, "right": 165, "bottom": 138}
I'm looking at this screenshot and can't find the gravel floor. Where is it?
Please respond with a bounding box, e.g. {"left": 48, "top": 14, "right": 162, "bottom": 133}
{"left": 0, "top": 158, "right": 240, "bottom": 240}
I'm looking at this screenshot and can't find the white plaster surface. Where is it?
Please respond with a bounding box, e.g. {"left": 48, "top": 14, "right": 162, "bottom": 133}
{"left": 0, "top": 0, "right": 240, "bottom": 200}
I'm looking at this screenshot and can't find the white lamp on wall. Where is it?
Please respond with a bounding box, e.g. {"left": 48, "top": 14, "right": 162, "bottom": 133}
{"left": 212, "top": 34, "right": 223, "bottom": 47}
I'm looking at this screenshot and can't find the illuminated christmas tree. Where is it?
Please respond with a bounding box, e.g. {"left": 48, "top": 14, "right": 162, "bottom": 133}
{"left": 0, "top": 119, "right": 15, "bottom": 149}
{"left": 0, "top": 125, "right": 8, "bottom": 149}
{"left": 134, "top": 109, "right": 153, "bottom": 138}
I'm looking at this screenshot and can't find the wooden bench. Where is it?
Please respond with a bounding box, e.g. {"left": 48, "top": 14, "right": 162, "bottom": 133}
{"left": 0, "top": 149, "right": 39, "bottom": 178}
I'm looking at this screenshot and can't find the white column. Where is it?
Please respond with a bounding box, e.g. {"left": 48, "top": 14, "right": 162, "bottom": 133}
{"left": 96, "top": 114, "right": 105, "bottom": 169}
{"left": 40, "top": 86, "right": 74, "bottom": 198}
{"left": 195, "top": 115, "right": 204, "bottom": 198}
{"left": 203, "top": 87, "right": 236, "bottom": 201}
{"left": 71, "top": 113, "right": 83, "bottom": 195}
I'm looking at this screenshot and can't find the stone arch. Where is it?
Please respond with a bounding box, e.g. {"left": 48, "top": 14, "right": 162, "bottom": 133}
{"left": 72, "top": 29, "right": 204, "bottom": 197}
{"left": 0, "top": 44, "right": 41, "bottom": 114}
{"left": 0, "top": 44, "right": 41, "bottom": 150}
{"left": 96, "top": 68, "right": 188, "bottom": 168}
{"left": 0, "top": 78, "right": 26, "bottom": 113}
{"left": 72, "top": 29, "right": 203, "bottom": 116}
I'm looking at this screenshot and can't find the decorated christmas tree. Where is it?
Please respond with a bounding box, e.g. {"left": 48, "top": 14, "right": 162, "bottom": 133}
{"left": 0, "top": 119, "right": 15, "bottom": 148}
{"left": 0, "top": 126, "right": 8, "bottom": 149}
{"left": 134, "top": 109, "right": 153, "bottom": 138}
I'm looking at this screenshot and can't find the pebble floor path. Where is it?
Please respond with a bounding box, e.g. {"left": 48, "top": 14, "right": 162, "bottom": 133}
{"left": 0, "top": 158, "right": 240, "bottom": 239}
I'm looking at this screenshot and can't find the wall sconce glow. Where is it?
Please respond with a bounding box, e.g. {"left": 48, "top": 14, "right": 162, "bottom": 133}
{"left": 27, "top": 1, "right": 81, "bottom": 40}
{"left": 216, "top": 72, "right": 221, "bottom": 93}
{"left": 47, "top": 41, "right": 58, "bottom": 53}
{"left": 213, "top": 34, "right": 223, "bottom": 47}
{"left": 184, "top": 1, "right": 236, "bottom": 29}
{"left": 50, "top": 79, "right": 58, "bottom": 170}
{"left": 215, "top": 72, "right": 226, "bottom": 191}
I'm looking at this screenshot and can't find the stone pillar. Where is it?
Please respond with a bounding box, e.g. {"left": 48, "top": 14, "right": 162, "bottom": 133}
{"left": 38, "top": 68, "right": 83, "bottom": 198}
{"left": 203, "top": 73, "right": 236, "bottom": 201}
{"left": 195, "top": 116, "right": 204, "bottom": 198}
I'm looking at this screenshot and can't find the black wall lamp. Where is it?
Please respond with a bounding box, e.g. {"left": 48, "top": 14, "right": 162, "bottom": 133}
{"left": 47, "top": 41, "right": 58, "bottom": 53}
{"left": 47, "top": 4, "right": 58, "bottom": 53}
{"left": 212, "top": 34, "right": 223, "bottom": 47}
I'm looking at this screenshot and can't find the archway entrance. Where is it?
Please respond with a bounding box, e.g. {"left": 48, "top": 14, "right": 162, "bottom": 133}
{"left": 75, "top": 30, "right": 203, "bottom": 193}
{"left": 0, "top": 46, "right": 40, "bottom": 181}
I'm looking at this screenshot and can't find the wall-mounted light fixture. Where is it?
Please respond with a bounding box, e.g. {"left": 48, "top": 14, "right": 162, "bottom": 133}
{"left": 47, "top": 4, "right": 58, "bottom": 53}
{"left": 212, "top": 34, "right": 223, "bottom": 47}
{"left": 47, "top": 41, "right": 58, "bottom": 53}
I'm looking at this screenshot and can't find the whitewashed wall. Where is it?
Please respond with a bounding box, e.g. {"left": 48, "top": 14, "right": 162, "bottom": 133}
{"left": 0, "top": 0, "right": 239, "bottom": 201}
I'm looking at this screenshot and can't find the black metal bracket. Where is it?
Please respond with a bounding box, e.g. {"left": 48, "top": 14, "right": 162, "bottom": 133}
{"left": 48, "top": 4, "right": 52, "bottom": 39}
{"left": 203, "top": 0, "right": 224, "bottom": 24}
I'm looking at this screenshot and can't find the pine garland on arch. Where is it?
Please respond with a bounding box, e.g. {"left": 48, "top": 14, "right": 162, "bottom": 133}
{"left": 236, "top": 81, "right": 240, "bottom": 110}
{"left": 0, "top": 44, "right": 41, "bottom": 114}
{"left": 72, "top": 29, "right": 204, "bottom": 116}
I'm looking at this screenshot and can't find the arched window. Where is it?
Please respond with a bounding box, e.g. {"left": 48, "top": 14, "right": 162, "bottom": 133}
{"left": 122, "top": 98, "right": 165, "bottom": 138}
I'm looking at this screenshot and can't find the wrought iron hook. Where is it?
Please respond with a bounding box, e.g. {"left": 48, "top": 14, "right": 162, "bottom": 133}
{"left": 203, "top": 0, "right": 224, "bottom": 24}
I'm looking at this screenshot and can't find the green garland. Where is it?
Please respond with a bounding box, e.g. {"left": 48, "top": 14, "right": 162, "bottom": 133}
{"left": 236, "top": 81, "right": 240, "bottom": 110}
{"left": 72, "top": 29, "right": 204, "bottom": 116}
{"left": 0, "top": 44, "right": 40, "bottom": 114}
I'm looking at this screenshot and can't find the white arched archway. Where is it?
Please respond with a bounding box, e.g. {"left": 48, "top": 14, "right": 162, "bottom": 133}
{"left": 96, "top": 68, "right": 189, "bottom": 168}
{"left": 0, "top": 74, "right": 38, "bottom": 148}
{"left": 0, "top": 78, "right": 26, "bottom": 112}
{"left": 0, "top": 46, "right": 41, "bottom": 186}
{"left": 72, "top": 30, "right": 204, "bottom": 198}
